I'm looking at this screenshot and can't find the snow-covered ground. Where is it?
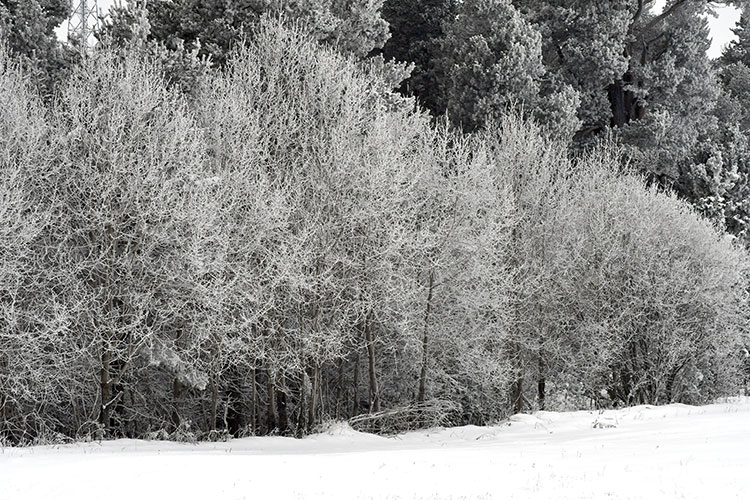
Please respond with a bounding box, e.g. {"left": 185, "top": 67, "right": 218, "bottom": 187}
{"left": 2, "top": 398, "right": 749, "bottom": 500}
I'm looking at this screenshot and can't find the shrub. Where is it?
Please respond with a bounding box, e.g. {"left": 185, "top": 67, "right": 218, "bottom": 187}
{"left": 480, "top": 118, "right": 750, "bottom": 409}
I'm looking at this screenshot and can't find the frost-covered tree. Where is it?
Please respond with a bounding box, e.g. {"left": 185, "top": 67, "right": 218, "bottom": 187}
{"left": 479, "top": 114, "right": 750, "bottom": 410}
{"left": 195, "top": 20, "right": 447, "bottom": 433}
{"left": 45, "top": 51, "right": 215, "bottom": 437}
{"left": 396, "top": 126, "right": 515, "bottom": 420}
{"left": 480, "top": 115, "right": 587, "bottom": 412}
{"left": 193, "top": 20, "right": 520, "bottom": 432}
{"left": 0, "top": 48, "right": 78, "bottom": 444}
{"left": 3, "top": 15, "right": 750, "bottom": 442}
{"left": 554, "top": 152, "right": 750, "bottom": 405}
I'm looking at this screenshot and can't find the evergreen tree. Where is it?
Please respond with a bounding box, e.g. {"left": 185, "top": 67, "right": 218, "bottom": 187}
{"left": 378, "top": 0, "right": 457, "bottom": 114}
{"left": 439, "top": 0, "right": 544, "bottom": 132}
{"left": 721, "top": 10, "right": 750, "bottom": 67}
{"left": 438, "top": 0, "right": 579, "bottom": 137}
{"left": 619, "top": 6, "right": 720, "bottom": 189}
{"left": 0, "top": 0, "right": 73, "bottom": 96}
{"left": 508, "top": 1, "right": 745, "bottom": 137}
{"left": 711, "top": 12, "right": 750, "bottom": 242}
{"left": 489, "top": 0, "right": 750, "bottom": 237}
{"left": 512, "top": 0, "right": 632, "bottom": 134}
{"left": 103, "top": 0, "right": 390, "bottom": 67}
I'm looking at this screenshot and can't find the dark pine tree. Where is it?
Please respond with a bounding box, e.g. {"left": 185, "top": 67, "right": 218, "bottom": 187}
{"left": 378, "top": 0, "right": 457, "bottom": 114}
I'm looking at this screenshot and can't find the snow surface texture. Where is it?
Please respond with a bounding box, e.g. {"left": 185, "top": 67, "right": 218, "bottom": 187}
{"left": 2, "top": 398, "right": 749, "bottom": 500}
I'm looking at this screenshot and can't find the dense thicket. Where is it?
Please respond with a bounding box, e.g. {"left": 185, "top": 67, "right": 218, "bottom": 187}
{"left": 1, "top": 21, "right": 748, "bottom": 444}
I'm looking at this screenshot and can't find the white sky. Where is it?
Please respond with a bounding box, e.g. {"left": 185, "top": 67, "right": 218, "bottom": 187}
{"left": 54, "top": 0, "right": 117, "bottom": 41}
{"left": 706, "top": 6, "right": 742, "bottom": 57}
{"left": 58, "top": 1, "right": 742, "bottom": 59}
{"left": 653, "top": 0, "right": 742, "bottom": 58}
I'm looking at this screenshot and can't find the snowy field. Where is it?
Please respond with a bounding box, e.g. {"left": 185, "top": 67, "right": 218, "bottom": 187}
{"left": 2, "top": 398, "right": 749, "bottom": 500}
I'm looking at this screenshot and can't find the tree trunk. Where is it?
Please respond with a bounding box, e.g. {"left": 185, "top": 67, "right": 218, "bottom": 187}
{"left": 307, "top": 364, "right": 320, "bottom": 430}
{"left": 98, "top": 348, "right": 112, "bottom": 430}
{"left": 510, "top": 340, "right": 524, "bottom": 414}
{"left": 335, "top": 358, "right": 345, "bottom": 419}
{"left": 537, "top": 357, "right": 546, "bottom": 411}
{"left": 608, "top": 73, "right": 645, "bottom": 128}
{"left": 609, "top": 81, "right": 629, "bottom": 127}
{"left": 351, "top": 352, "right": 360, "bottom": 416}
{"left": 250, "top": 368, "right": 257, "bottom": 435}
{"left": 364, "top": 312, "right": 380, "bottom": 413}
{"left": 266, "top": 371, "right": 277, "bottom": 432}
{"left": 276, "top": 384, "right": 288, "bottom": 434}
{"left": 171, "top": 378, "right": 183, "bottom": 429}
{"left": 510, "top": 374, "right": 524, "bottom": 414}
{"left": 508, "top": 339, "right": 524, "bottom": 414}
{"left": 418, "top": 269, "right": 435, "bottom": 403}
{"left": 209, "top": 375, "right": 218, "bottom": 431}
{"left": 226, "top": 382, "right": 244, "bottom": 435}
{"left": 665, "top": 361, "right": 687, "bottom": 403}
{"left": 0, "top": 392, "right": 7, "bottom": 439}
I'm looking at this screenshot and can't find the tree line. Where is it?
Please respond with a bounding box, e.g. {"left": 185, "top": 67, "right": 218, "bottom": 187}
{"left": 0, "top": 2, "right": 749, "bottom": 444}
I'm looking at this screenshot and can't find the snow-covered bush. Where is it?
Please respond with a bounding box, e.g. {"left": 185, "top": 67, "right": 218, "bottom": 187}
{"left": 39, "top": 48, "right": 215, "bottom": 438}
{"left": 194, "top": 19, "right": 516, "bottom": 433}
{"left": 0, "top": 47, "right": 78, "bottom": 444}
{"left": 480, "top": 118, "right": 750, "bottom": 409}
{"left": 559, "top": 152, "right": 750, "bottom": 405}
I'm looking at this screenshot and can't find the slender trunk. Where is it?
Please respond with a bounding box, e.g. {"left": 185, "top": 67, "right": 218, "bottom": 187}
{"left": 298, "top": 370, "right": 307, "bottom": 432}
{"left": 1, "top": 392, "right": 7, "bottom": 439}
{"left": 100, "top": 223, "right": 117, "bottom": 435}
{"left": 307, "top": 364, "right": 320, "bottom": 430}
{"left": 418, "top": 270, "right": 435, "bottom": 403}
{"left": 665, "top": 361, "right": 686, "bottom": 403}
{"left": 209, "top": 375, "right": 218, "bottom": 431}
{"left": 537, "top": 357, "right": 546, "bottom": 411}
{"left": 506, "top": 335, "right": 524, "bottom": 414}
{"left": 226, "top": 383, "right": 243, "bottom": 435}
{"left": 510, "top": 374, "right": 524, "bottom": 414}
{"left": 619, "top": 366, "right": 632, "bottom": 405}
{"left": 0, "top": 355, "right": 6, "bottom": 432}
{"left": 266, "top": 372, "right": 277, "bottom": 432}
{"left": 335, "top": 358, "right": 345, "bottom": 419}
{"left": 99, "top": 349, "right": 111, "bottom": 429}
{"left": 171, "top": 378, "right": 183, "bottom": 429}
{"left": 250, "top": 368, "right": 257, "bottom": 435}
{"left": 276, "top": 383, "right": 288, "bottom": 434}
{"left": 351, "top": 352, "right": 360, "bottom": 416}
{"left": 510, "top": 341, "right": 524, "bottom": 414}
{"left": 364, "top": 312, "right": 380, "bottom": 412}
